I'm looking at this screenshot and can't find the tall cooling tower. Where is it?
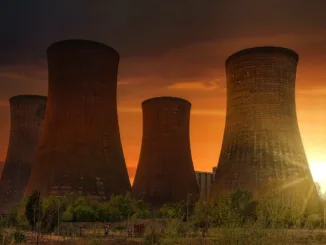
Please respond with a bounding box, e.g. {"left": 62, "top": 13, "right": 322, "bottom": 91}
{"left": 0, "top": 95, "right": 46, "bottom": 214}
{"left": 213, "top": 47, "right": 319, "bottom": 206}
{"left": 132, "top": 97, "right": 199, "bottom": 207}
{"left": 25, "top": 40, "right": 131, "bottom": 200}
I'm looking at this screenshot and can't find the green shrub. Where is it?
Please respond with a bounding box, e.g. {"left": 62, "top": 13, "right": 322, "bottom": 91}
{"left": 61, "top": 210, "right": 74, "bottom": 222}
{"left": 111, "top": 225, "right": 126, "bottom": 231}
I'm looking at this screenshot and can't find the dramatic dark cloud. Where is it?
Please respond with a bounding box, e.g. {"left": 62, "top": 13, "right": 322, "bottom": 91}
{"left": 1, "top": 0, "right": 326, "bottom": 64}
{"left": 1, "top": 0, "right": 326, "bottom": 104}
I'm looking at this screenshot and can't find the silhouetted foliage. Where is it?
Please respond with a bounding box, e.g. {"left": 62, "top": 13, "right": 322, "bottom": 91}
{"left": 25, "top": 190, "right": 42, "bottom": 231}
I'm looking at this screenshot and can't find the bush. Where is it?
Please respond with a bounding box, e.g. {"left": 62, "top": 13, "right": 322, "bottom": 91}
{"left": 0, "top": 229, "right": 12, "bottom": 245}
{"left": 158, "top": 201, "right": 188, "bottom": 220}
{"left": 12, "top": 230, "right": 26, "bottom": 243}
{"left": 143, "top": 227, "right": 162, "bottom": 245}
{"left": 111, "top": 225, "right": 126, "bottom": 231}
{"left": 305, "top": 214, "right": 323, "bottom": 229}
{"left": 61, "top": 210, "right": 74, "bottom": 222}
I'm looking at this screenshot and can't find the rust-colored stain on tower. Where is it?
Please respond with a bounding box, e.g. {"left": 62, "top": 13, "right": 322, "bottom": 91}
{"left": 213, "top": 47, "right": 319, "bottom": 207}
{"left": 0, "top": 95, "right": 46, "bottom": 214}
{"left": 25, "top": 39, "right": 131, "bottom": 200}
{"left": 132, "top": 97, "right": 199, "bottom": 206}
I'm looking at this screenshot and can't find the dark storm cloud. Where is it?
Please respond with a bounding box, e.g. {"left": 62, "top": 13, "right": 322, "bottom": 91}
{"left": 1, "top": 0, "right": 326, "bottom": 65}
{"left": 0, "top": 0, "right": 326, "bottom": 101}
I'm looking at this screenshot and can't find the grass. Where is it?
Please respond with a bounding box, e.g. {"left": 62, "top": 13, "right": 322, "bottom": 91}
{"left": 2, "top": 227, "right": 326, "bottom": 244}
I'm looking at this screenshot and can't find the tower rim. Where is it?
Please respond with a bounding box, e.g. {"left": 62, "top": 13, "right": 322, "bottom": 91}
{"left": 9, "top": 95, "right": 47, "bottom": 103}
{"left": 142, "top": 96, "right": 191, "bottom": 106}
{"left": 225, "top": 46, "right": 299, "bottom": 67}
{"left": 47, "top": 39, "right": 120, "bottom": 59}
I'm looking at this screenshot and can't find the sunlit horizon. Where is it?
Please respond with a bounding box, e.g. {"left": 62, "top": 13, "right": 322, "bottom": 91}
{"left": 309, "top": 160, "right": 326, "bottom": 193}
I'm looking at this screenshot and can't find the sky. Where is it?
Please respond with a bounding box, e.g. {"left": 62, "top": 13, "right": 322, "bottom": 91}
{"left": 1, "top": 0, "right": 326, "bottom": 189}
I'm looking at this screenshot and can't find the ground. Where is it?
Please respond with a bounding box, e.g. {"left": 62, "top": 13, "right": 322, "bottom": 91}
{"left": 10, "top": 229, "right": 326, "bottom": 245}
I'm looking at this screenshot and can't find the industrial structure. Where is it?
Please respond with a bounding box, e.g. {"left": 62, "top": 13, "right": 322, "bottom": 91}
{"left": 132, "top": 97, "right": 199, "bottom": 207}
{"left": 25, "top": 40, "right": 131, "bottom": 199}
{"left": 213, "top": 46, "right": 320, "bottom": 209}
{"left": 195, "top": 167, "right": 216, "bottom": 200}
{"left": 0, "top": 95, "right": 46, "bottom": 214}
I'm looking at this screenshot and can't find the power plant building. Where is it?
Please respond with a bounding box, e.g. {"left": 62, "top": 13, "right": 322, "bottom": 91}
{"left": 213, "top": 47, "right": 320, "bottom": 208}
{"left": 25, "top": 40, "right": 131, "bottom": 199}
{"left": 195, "top": 167, "right": 216, "bottom": 200}
{"left": 132, "top": 97, "right": 199, "bottom": 207}
{"left": 0, "top": 95, "right": 46, "bottom": 213}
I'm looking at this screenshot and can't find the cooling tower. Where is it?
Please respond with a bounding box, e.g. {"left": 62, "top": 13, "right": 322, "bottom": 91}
{"left": 212, "top": 47, "right": 320, "bottom": 208}
{"left": 132, "top": 97, "right": 199, "bottom": 207}
{"left": 25, "top": 40, "right": 131, "bottom": 199}
{"left": 0, "top": 95, "right": 46, "bottom": 214}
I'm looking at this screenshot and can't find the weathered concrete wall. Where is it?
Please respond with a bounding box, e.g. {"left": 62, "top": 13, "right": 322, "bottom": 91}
{"left": 213, "top": 47, "right": 320, "bottom": 210}
{"left": 132, "top": 97, "right": 199, "bottom": 207}
{"left": 0, "top": 95, "right": 46, "bottom": 214}
{"left": 25, "top": 40, "right": 131, "bottom": 200}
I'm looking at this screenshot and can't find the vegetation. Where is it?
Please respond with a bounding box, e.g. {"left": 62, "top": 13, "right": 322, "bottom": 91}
{"left": 25, "top": 190, "right": 42, "bottom": 231}
{"left": 0, "top": 179, "right": 325, "bottom": 244}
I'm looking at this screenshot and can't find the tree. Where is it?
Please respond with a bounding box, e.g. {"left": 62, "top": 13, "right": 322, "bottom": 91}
{"left": 132, "top": 200, "right": 151, "bottom": 219}
{"left": 158, "top": 201, "right": 187, "bottom": 220}
{"left": 102, "top": 194, "right": 135, "bottom": 222}
{"left": 41, "top": 197, "right": 61, "bottom": 232}
{"left": 191, "top": 201, "right": 212, "bottom": 237}
{"left": 61, "top": 209, "right": 74, "bottom": 222}
{"left": 96, "top": 202, "right": 112, "bottom": 222}
{"left": 74, "top": 205, "right": 96, "bottom": 222}
{"left": 25, "top": 190, "right": 42, "bottom": 231}
{"left": 209, "top": 194, "right": 232, "bottom": 227}
{"left": 230, "top": 189, "right": 254, "bottom": 225}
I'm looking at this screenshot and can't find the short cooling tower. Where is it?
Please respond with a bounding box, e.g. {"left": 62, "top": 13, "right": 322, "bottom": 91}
{"left": 132, "top": 97, "right": 199, "bottom": 207}
{"left": 0, "top": 95, "right": 46, "bottom": 213}
{"left": 25, "top": 40, "right": 131, "bottom": 199}
{"left": 212, "top": 47, "right": 320, "bottom": 208}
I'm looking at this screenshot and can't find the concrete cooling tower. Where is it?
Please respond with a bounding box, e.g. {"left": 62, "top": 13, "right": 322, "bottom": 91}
{"left": 132, "top": 97, "right": 199, "bottom": 207}
{"left": 25, "top": 40, "right": 131, "bottom": 200}
{"left": 0, "top": 95, "right": 46, "bottom": 214}
{"left": 213, "top": 47, "right": 320, "bottom": 208}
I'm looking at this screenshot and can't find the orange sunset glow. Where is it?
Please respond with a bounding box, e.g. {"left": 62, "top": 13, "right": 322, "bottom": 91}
{"left": 118, "top": 32, "right": 326, "bottom": 188}
{"left": 0, "top": 2, "right": 326, "bottom": 191}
